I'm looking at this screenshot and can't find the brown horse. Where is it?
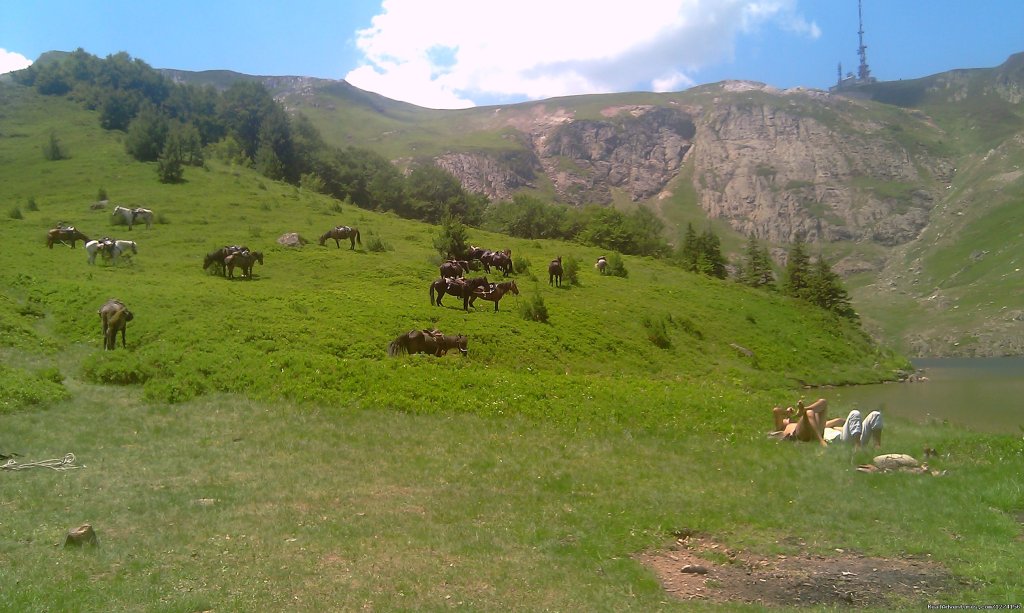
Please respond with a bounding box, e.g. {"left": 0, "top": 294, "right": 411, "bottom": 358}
{"left": 319, "top": 225, "right": 361, "bottom": 249}
{"left": 481, "top": 249, "right": 512, "bottom": 276}
{"left": 225, "top": 250, "right": 264, "bottom": 279}
{"left": 203, "top": 245, "right": 249, "bottom": 276}
{"left": 387, "top": 329, "right": 468, "bottom": 357}
{"left": 47, "top": 226, "right": 89, "bottom": 249}
{"left": 440, "top": 259, "right": 470, "bottom": 279}
{"left": 465, "top": 245, "right": 489, "bottom": 262}
{"left": 548, "top": 257, "right": 563, "bottom": 287}
{"left": 470, "top": 280, "right": 520, "bottom": 312}
{"left": 98, "top": 298, "right": 133, "bottom": 350}
{"left": 430, "top": 276, "right": 489, "bottom": 311}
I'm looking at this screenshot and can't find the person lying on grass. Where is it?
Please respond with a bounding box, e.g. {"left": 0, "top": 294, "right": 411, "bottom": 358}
{"left": 770, "top": 399, "right": 883, "bottom": 448}
{"left": 770, "top": 398, "right": 833, "bottom": 446}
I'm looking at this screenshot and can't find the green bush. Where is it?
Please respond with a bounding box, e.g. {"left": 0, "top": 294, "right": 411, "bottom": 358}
{"left": 8, "top": 207, "right": 23, "bottom": 220}
{"left": 642, "top": 315, "right": 672, "bottom": 349}
{"left": 520, "top": 293, "right": 549, "bottom": 323}
{"left": 366, "top": 233, "right": 393, "bottom": 252}
{"left": 563, "top": 255, "right": 581, "bottom": 286}
{"left": 606, "top": 253, "right": 628, "bottom": 277}
{"left": 0, "top": 364, "right": 69, "bottom": 413}
{"left": 25, "top": 196, "right": 38, "bottom": 211}
{"left": 513, "top": 255, "right": 531, "bottom": 275}
{"left": 80, "top": 353, "right": 153, "bottom": 386}
{"left": 42, "top": 130, "right": 67, "bottom": 161}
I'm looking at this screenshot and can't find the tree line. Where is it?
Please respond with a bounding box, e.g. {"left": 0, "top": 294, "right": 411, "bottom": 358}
{"left": 15, "top": 49, "right": 855, "bottom": 319}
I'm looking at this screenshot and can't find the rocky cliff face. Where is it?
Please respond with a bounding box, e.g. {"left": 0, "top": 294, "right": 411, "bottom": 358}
{"left": 433, "top": 104, "right": 695, "bottom": 205}
{"left": 691, "top": 88, "right": 954, "bottom": 245}
{"left": 532, "top": 106, "right": 694, "bottom": 205}
{"left": 434, "top": 84, "right": 955, "bottom": 252}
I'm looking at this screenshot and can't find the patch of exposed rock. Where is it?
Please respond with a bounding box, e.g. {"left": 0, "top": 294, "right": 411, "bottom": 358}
{"left": 691, "top": 96, "right": 953, "bottom": 244}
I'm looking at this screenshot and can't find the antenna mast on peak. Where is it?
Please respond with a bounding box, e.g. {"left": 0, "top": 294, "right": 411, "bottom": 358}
{"left": 856, "top": 0, "right": 872, "bottom": 81}
{"left": 830, "top": 0, "right": 876, "bottom": 92}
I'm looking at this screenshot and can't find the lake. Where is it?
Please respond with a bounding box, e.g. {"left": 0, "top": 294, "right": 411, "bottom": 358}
{"left": 820, "top": 357, "right": 1024, "bottom": 435}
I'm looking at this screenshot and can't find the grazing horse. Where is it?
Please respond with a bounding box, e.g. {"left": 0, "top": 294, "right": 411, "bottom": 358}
{"left": 98, "top": 298, "right": 133, "bottom": 350}
{"left": 387, "top": 329, "right": 468, "bottom": 357}
{"left": 112, "top": 240, "right": 137, "bottom": 263}
{"left": 46, "top": 226, "right": 89, "bottom": 248}
{"left": 112, "top": 205, "right": 154, "bottom": 230}
{"left": 548, "top": 257, "right": 563, "bottom": 287}
{"left": 470, "top": 280, "right": 520, "bottom": 312}
{"left": 319, "top": 225, "right": 361, "bottom": 249}
{"left": 225, "top": 250, "right": 264, "bottom": 279}
{"left": 481, "top": 249, "right": 512, "bottom": 276}
{"left": 86, "top": 239, "right": 137, "bottom": 265}
{"left": 465, "top": 245, "right": 489, "bottom": 262}
{"left": 430, "top": 276, "right": 489, "bottom": 311}
{"left": 440, "top": 259, "right": 469, "bottom": 279}
{"left": 595, "top": 256, "right": 608, "bottom": 275}
{"left": 203, "top": 245, "right": 249, "bottom": 276}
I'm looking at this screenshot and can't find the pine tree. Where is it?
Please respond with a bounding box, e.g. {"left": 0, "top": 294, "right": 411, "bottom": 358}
{"left": 678, "top": 223, "right": 699, "bottom": 272}
{"left": 806, "top": 258, "right": 858, "bottom": 319}
{"left": 740, "top": 234, "right": 775, "bottom": 289}
{"left": 783, "top": 235, "right": 811, "bottom": 299}
{"left": 696, "top": 228, "right": 727, "bottom": 279}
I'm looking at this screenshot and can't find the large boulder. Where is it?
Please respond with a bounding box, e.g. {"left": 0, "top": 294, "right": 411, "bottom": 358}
{"left": 277, "top": 233, "right": 308, "bottom": 248}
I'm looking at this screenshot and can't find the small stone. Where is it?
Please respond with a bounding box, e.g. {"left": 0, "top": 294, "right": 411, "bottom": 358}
{"left": 681, "top": 564, "right": 709, "bottom": 574}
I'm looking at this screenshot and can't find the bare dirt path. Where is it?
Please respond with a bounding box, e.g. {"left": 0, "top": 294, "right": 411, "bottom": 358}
{"left": 637, "top": 532, "right": 957, "bottom": 608}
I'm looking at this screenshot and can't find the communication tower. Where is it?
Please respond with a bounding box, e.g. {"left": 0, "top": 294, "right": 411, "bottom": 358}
{"left": 830, "top": 0, "right": 877, "bottom": 92}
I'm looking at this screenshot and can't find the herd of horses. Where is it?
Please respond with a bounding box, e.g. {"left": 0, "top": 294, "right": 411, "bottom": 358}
{"left": 203, "top": 245, "right": 264, "bottom": 279}
{"left": 48, "top": 208, "right": 606, "bottom": 356}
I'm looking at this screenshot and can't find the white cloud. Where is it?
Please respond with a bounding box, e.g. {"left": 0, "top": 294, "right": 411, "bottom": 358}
{"left": 345, "top": 0, "right": 818, "bottom": 108}
{"left": 0, "top": 49, "right": 32, "bottom": 75}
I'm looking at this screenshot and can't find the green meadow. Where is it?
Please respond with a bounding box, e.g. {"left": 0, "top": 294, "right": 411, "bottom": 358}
{"left": 2, "top": 84, "right": 1022, "bottom": 610}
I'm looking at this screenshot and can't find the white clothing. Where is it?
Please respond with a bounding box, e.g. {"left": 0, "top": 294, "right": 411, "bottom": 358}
{"left": 841, "top": 409, "right": 882, "bottom": 446}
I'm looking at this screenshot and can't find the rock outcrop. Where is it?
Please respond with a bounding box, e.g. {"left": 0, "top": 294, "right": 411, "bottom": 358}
{"left": 431, "top": 85, "right": 954, "bottom": 249}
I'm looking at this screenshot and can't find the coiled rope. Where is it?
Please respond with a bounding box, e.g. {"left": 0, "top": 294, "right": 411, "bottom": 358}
{"left": 1, "top": 453, "right": 81, "bottom": 471}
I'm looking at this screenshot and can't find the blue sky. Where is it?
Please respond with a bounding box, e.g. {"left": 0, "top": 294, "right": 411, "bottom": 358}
{"left": 2, "top": 1, "right": 1022, "bottom": 109}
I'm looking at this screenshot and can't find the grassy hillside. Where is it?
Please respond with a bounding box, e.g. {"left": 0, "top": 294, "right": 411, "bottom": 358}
{"left": 265, "top": 58, "right": 1024, "bottom": 357}
{"left": 3, "top": 83, "right": 1022, "bottom": 610}
{"left": 0, "top": 83, "right": 904, "bottom": 417}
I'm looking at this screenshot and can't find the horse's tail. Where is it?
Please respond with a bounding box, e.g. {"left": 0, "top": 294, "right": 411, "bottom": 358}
{"left": 429, "top": 282, "right": 437, "bottom": 305}
{"left": 355, "top": 229, "right": 361, "bottom": 245}
{"left": 387, "top": 334, "right": 409, "bottom": 356}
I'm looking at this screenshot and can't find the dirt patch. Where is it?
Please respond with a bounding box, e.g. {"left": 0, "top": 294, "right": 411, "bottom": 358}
{"left": 637, "top": 533, "right": 955, "bottom": 608}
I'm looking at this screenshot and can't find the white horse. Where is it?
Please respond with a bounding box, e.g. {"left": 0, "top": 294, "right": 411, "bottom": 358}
{"left": 112, "top": 205, "right": 154, "bottom": 230}
{"left": 86, "top": 239, "right": 137, "bottom": 265}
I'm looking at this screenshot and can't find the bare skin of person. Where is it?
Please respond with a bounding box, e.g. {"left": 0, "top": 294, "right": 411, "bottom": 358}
{"left": 770, "top": 398, "right": 839, "bottom": 447}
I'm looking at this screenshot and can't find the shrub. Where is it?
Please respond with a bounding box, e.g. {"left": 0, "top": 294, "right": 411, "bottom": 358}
{"left": 42, "top": 130, "right": 67, "bottom": 161}
{"left": 513, "top": 255, "right": 531, "bottom": 275}
{"left": 520, "top": 293, "right": 549, "bottom": 323}
{"left": 97, "top": 188, "right": 108, "bottom": 201}
{"left": 675, "top": 315, "right": 703, "bottom": 340}
{"left": 563, "top": 255, "right": 581, "bottom": 286}
{"left": 26, "top": 196, "right": 38, "bottom": 211}
{"left": 80, "top": 353, "right": 153, "bottom": 385}
{"left": 0, "top": 365, "right": 69, "bottom": 413}
{"left": 8, "top": 207, "right": 23, "bottom": 220}
{"left": 366, "top": 233, "right": 393, "bottom": 253}
{"left": 643, "top": 315, "right": 672, "bottom": 349}
{"left": 606, "top": 253, "right": 628, "bottom": 278}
